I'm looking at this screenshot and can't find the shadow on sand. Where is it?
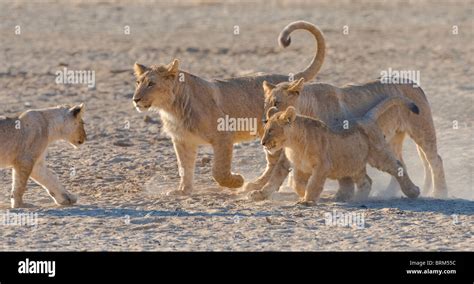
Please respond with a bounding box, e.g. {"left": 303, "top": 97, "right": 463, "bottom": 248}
{"left": 340, "top": 197, "right": 474, "bottom": 216}
{"left": 34, "top": 204, "right": 278, "bottom": 219}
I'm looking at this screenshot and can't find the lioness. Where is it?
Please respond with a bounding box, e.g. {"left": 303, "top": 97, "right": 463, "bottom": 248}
{"left": 0, "top": 104, "right": 86, "bottom": 208}
{"left": 254, "top": 75, "right": 447, "bottom": 200}
{"left": 261, "top": 99, "right": 421, "bottom": 205}
{"left": 132, "top": 21, "right": 325, "bottom": 195}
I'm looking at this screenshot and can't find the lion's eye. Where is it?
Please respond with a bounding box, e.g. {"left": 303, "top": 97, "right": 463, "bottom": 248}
{"left": 148, "top": 81, "right": 155, "bottom": 87}
{"left": 136, "top": 81, "right": 140, "bottom": 85}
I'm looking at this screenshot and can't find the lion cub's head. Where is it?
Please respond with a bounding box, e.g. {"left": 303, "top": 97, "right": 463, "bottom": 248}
{"left": 62, "top": 104, "right": 87, "bottom": 148}
{"left": 261, "top": 106, "right": 297, "bottom": 154}
{"left": 132, "top": 59, "right": 180, "bottom": 112}
{"left": 262, "top": 78, "right": 304, "bottom": 120}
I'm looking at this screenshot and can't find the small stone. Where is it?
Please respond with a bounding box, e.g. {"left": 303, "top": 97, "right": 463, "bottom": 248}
{"left": 113, "top": 140, "right": 134, "bottom": 147}
{"left": 200, "top": 157, "right": 211, "bottom": 166}
{"left": 186, "top": 47, "right": 200, "bottom": 53}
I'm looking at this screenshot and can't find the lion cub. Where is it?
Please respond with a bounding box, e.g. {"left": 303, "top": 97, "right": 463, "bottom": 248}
{"left": 0, "top": 104, "right": 86, "bottom": 208}
{"left": 261, "top": 99, "right": 420, "bottom": 205}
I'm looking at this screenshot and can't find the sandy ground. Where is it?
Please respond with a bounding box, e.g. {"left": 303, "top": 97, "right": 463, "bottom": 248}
{"left": 0, "top": 0, "right": 472, "bottom": 251}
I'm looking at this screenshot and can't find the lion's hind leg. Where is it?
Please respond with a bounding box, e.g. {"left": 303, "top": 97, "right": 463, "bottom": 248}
{"left": 382, "top": 132, "right": 406, "bottom": 196}
{"left": 334, "top": 177, "right": 355, "bottom": 202}
{"left": 11, "top": 160, "right": 34, "bottom": 208}
{"left": 353, "top": 172, "right": 372, "bottom": 201}
{"left": 410, "top": 133, "right": 447, "bottom": 198}
{"left": 405, "top": 105, "right": 447, "bottom": 198}
{"left": 416, "top": 145, "right": 433, "bottom": 195}
{"left": 418, "top": 146, "right": 447, "bottom": 199}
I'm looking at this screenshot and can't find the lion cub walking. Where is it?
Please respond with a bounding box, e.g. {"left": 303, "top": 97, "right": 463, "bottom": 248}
{"left": 261, "top": 98, "right": 420, "bottom": 205}
{"left": 0, "top": 104, "right": 86, "bottom": 208}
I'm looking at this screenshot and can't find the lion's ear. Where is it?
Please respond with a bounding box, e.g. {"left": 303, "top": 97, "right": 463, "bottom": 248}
{"left": 167, "top": 59, "right": 180, "bottom": 77}
{"left": 281, "top": 106, "right": 296, "bottom": 124}
{"left": 134, "top": 63, "right": 148, "bottom": 77}
{"left": 287, "top": 78, "right": 304, "bottom": 94}
{"left": 70, "top": 103, "right": 84, "bottom": 117}
{"left": 263, "top": 81, "right": 276, "bottom": 95}
{"left": 266, "top": 106, "right": 279, "bottom": 120}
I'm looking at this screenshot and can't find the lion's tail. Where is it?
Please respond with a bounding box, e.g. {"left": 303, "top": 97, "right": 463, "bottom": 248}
{"left": 278, "top": 21, "right": 326, "bottom": 82}
{"left": 364, "top": 96, "right": 420, "bottom": 123}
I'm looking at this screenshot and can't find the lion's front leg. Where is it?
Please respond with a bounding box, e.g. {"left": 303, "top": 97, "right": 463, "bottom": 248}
{"left": 297, "top": 168, "right": 327, "bottom": 206}
{"left": 211, "top": 138, "right": 244, "bottom": 189}
{"left": 167, "top": 138, "right": 198, "bottom": 196}
{"left": 243, "top": 148, "right": 281, "bottom": 192}
{"left": 291, "top": 168, "right": 310, "bottom": 198}
{"left": 248, "top": 153, "right": 291, "bottom": 201}
{"left": 353, "top": 172, "right": 373, "bottom": 201}
{"left": 30, "top": 158, "right": 77, "bottom": 206}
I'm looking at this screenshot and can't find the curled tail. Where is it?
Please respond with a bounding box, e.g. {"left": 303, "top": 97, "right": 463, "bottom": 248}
{"left": 364, "top": 96, "right": 419, "bottom": 122}
{"left": 278, "top": 21, "right": 326, "bottom": 82}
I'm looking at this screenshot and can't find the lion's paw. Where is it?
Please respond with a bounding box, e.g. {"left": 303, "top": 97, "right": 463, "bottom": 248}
{"left": 10, "top": 199, "right": 35, "bottom": 209}
{"left": 242, "top": 181, "right": 264, "bottom": 193}
{"left": 334, "top": 188, "right": 355, "bottom": 202}
{"left": 216, "top": 174, "right": 244, "bottom": 189}
{"left": 166, "top": 189, "right": 192, "bottom": 196}
{"left": 403, "top": 185, "right": 420, "bottom": 199}
{"left": 296, "top": 199, "right": 316, "bottom": 207}
{"left": 56, "top": 192, "right": 77, "bottom": 206}
{"left": 247, "top": 190, "right": 270, "bottom": 201}
{"left": 432, "top": 188, "right": 448, "bottom": 199}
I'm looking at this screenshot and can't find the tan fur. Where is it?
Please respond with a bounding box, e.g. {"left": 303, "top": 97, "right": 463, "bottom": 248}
{"left": 258, "top": 77, "right": 448, "bottom": 200}
{"left": 132, "top": 21, "right": 326, "bottom": 195}
{"left": 0, "top": 105, "right": 86, "bottom": 208}
{"left": 261, "top": 102, "right": 421, "bottom": 205}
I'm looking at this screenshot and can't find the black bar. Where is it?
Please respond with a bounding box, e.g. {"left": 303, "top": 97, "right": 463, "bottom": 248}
{"left": 0, "top": 252, "right": 472, "bottom": 281}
